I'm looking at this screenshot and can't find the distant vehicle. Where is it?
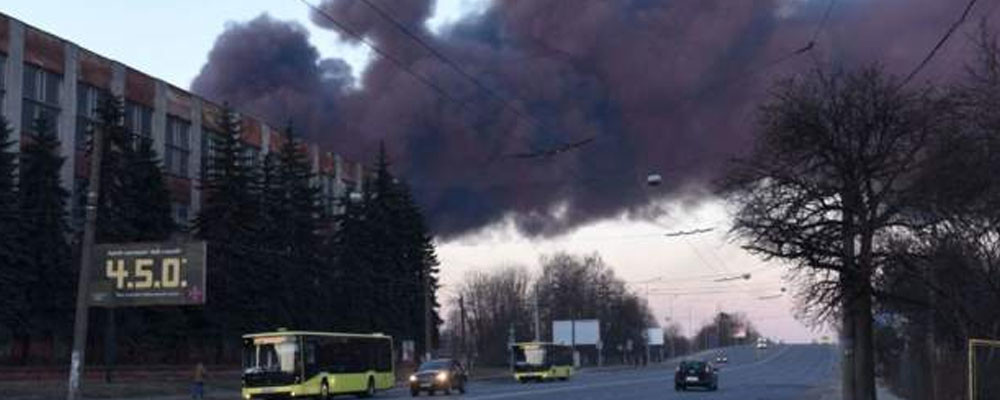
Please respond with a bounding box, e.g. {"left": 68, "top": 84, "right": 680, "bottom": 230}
{"left": 714, "top": 353, "right": 729, "bottom": 364}
{"left": 241, "top": 330, "right": 394, "bottom": 400}
{"left": 409, "top": 358, "right": 467, "bottom": 396}
{"left": 512, "top": 342, "right": 574, "bottom": 382}
{"left": 756, "top": 337, "right": 769, "bottom": 350}
{"left": 675, "top": 360, "right": 718, "bottom": 391}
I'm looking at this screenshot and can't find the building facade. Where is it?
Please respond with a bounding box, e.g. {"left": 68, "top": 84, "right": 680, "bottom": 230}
{"left": 0, "top": 12, "right": 363, "bottom": 229}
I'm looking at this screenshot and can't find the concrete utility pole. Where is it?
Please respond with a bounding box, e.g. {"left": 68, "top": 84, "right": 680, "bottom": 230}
{"left": 533, "top": 285, "right": 540, "bottom": 342}
{"left": 67, "top": 123, "right": 105, "bottom": 400}
{"left": 459, "top": 295, "right": 467, "bottom": 366}
{"left": 424, "top": 271, "right": 433, "bottom": 362}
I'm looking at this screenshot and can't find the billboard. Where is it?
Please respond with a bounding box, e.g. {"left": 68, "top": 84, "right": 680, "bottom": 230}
{"left": 553, "top": 319, "right": 600, "bottom": 345}
{"left": 646, "top": 328, "right": 664, "bottom": 345}
{"left": 89, "top": 241, "right": 207, "bottom": 307}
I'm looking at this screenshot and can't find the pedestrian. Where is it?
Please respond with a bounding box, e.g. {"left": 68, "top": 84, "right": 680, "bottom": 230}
{"left": 192, "top": 361, "right": 207, "bottom": 400}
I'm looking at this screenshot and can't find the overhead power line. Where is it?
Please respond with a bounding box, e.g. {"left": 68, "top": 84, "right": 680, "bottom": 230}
{"left": 663, "top": 227, "right": 715, "bottom": 237}
{"left": 809, "top": 0, "right": 839, "bottom": 45}
{"left": 358, "top": 0, "right": 542, "bottom": 132}
{"left": 899, "top": 0, "right": 980, "bottom": 87}
{"left": 355, "top": 0, "right": 597, "bottom": 160}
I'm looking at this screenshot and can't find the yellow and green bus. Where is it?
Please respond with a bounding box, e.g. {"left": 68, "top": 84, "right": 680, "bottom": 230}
{"left": 241, "top": 330, "right": 394, "bottom": 399}
{"left": 512, "top": 342, "right": 574, "bottom": 382}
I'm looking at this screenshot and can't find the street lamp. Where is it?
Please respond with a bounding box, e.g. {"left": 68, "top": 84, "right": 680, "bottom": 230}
{"left": 646, "top": 173, "right": 663, "bottom": 187}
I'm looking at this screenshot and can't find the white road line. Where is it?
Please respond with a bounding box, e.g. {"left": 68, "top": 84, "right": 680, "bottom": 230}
{"left": 719, "top": 345, "right": 793, "bottom": 373}
{"left": 460, "top": 376, "right": 668, "bottom": 400}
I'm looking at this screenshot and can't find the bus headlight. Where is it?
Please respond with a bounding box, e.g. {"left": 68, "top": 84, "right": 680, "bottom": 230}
{"left": 409, "top": 375, "right": 418, "bottom": 382}
{"left": 436, "top": 372, "right": 448, "bottom": 381}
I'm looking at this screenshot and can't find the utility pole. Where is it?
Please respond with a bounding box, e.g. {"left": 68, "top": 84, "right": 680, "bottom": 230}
{"left": 424, "top": 270, "right": 433, "bottom": 362}
{"left": 571, "top": 317, "right": 577, "bottom": 367}
{"left": 533, "top": 285, "right": 540, "bottom": 342}
{"left": 67, "top": 123, "right": 106, "bottom": 400}
{"left": 459, "top": 295, "right": 467, "bottom": 367}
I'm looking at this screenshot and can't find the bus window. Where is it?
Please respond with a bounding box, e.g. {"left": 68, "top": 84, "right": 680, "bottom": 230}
{"left": 242, "top": 336, "right": 301, "bottom": 387}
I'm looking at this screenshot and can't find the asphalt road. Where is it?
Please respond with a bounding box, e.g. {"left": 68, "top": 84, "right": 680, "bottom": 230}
{"left": 382, "top": 344, "right": 839, "bottom": 400}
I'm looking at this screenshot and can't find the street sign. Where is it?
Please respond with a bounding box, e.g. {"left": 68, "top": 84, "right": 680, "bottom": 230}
{"left": 89, "top": 241, "right": 207, "bottom": 306}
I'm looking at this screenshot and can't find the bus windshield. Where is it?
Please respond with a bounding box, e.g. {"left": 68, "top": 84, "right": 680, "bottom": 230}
{"left": 514, "top": 346, "right": 547, "bottom": 366}
{"left": 243, "top": 336, "right": 300, "bottom": 375}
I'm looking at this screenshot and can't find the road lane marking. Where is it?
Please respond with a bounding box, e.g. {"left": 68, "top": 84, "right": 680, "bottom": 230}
{"left": 719, "top": 345, "right": 792, "bottom": 373}
{"left": 459, "top": 376, "right": 670, "bottom": 400}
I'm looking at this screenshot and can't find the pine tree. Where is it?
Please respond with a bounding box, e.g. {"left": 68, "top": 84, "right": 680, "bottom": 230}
{"left": 94, "top": 96, "right": 137, "bottom": 243}
{"left": 91, "top": 96, "right": 175, "bottom": 242}
{"left": 396, "top": 180, "right": 442, "bottom": 351}
{"left": 123, "top": 133, "right": 175, "bottom": 240}
{"left": 0, "top": 116, "right": 26, "bottom": 357}
{"left": 18, "top": 117, "right": 73, "bottom": 355}
{"left": 270, "top": 126, "right": 323, "bottom": 328}
{"left": 194, "top": 105, "right": 260, "bottom": 339}
{"left": 333, "top": 143, "right": 441, "bottom": 352}
{"left": 330, "top": 183, "right": 377, "bottom": 331}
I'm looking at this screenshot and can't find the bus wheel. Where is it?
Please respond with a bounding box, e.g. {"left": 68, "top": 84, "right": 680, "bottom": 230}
{"left": 320, "top": 380, "right": 330, "bottom": 400}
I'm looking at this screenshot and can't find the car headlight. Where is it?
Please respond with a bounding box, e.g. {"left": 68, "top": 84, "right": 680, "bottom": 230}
{"left": 436, "top": 372, "right": 448, "bottom": 381}
{"left": 409, "top": 375, "right": 417, "bottom": 382}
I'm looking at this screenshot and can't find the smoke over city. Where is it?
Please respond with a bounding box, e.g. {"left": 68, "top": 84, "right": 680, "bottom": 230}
{"left": 191, "top": 0, "right": 988, "bottom": 238}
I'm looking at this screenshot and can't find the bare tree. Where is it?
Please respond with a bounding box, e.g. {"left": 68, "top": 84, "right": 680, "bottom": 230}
{"left": 723, "top": 66, "right": 950, "bottom": 400}
{"left": 448, "top": 266, "right": 533, "bottom": 366}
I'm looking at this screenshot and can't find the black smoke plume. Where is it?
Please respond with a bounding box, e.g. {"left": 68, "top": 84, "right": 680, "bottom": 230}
{"left": 192, "top": 0, "right": 992, "bottom": 238}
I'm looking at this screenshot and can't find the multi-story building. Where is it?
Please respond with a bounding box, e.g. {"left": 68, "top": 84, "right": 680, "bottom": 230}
{"left": 0, "top": 12, "right": 364, "bottom": 229}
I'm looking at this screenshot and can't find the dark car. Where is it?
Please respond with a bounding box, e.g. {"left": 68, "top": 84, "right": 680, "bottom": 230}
{"left": 674, "top": 360, "right": 718, "bottom": 391}
{"left": 409, "top": 359, "right": 468, "bottom": 396}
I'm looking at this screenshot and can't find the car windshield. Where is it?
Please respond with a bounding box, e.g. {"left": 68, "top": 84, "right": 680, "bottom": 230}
{"left": 419, "top": 361, "right": 450, "bottom": 371}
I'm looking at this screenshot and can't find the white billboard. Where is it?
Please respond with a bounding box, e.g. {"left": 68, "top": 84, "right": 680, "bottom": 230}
{"left": 553, "top": 319, "right": 600, "bottom": 345}
{"left": 646, "top": 328, "right": 664, "bottom": 345}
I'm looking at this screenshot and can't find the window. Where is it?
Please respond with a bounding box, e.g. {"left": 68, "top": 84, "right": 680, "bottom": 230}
{"left": 125, "top": 102, "right": 153, "bottom": 146}
{"left": 201, "top": 129, "right": 221, "bottom": 179}
{"left": 242, "top": 145, "right": 260, "bottom": 167}
{"left": 171, "top": 202, "right": 189, "bottom": 227}
{"left": 165, "top": 117, "right": 191, "bottom": 177}
{"left": 76, "top": 83, "right": 109, "bottom": 150}
{"left": 22, "top": 64, "right": 61, "bottom": 137}
{"left": 321, "top": 174, "right": 337, "bottom": 215}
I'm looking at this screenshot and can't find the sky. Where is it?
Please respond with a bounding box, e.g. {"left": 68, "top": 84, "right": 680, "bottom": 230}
{"left": 1, "top": 0, "right": 829, "bottom": 343}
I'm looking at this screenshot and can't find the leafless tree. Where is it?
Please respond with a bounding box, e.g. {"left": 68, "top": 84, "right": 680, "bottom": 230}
{"left": 723, "top": 65, "right": 951, "bottom": 400}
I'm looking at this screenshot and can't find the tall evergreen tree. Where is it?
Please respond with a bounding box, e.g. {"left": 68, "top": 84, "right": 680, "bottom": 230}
{"left": 0, "top": 117, "right": 18, "bottom": 264}
{"left": 90, "top": 96, "right": 175, "bottom": 242}
{"left": 331, "top": 144, "right": 441, "bottom": 353}
{"left": 270, "top": 126, "right": 323, "bottom": 328}
{"left": 18, "top": 117, "right": 73, "bottom": 358}
{"left": 0, "top": 117, "right": 26, "bottom": 360}
{"left": 93, "top": 96, "right": 138, "bottom": 243}
{"left": 123, "top": 135, "right": 175, "bottom": 240}
{"left": 194, "top": 105, "right": 262, "bottom": 346}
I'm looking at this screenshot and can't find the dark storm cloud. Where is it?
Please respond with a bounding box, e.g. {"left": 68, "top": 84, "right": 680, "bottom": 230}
{"left": 191, "top": 0, "right": 994, "bottom": 238}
